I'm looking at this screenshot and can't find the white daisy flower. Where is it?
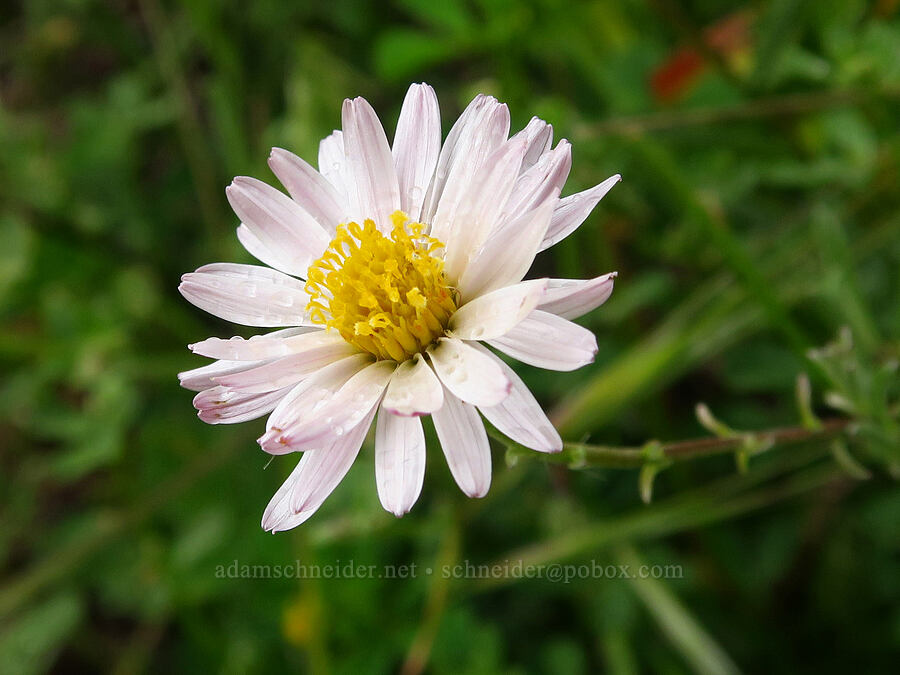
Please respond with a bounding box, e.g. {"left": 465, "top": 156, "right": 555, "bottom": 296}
{"left": 179, "top": 83, "right": 620, "bottom": 531}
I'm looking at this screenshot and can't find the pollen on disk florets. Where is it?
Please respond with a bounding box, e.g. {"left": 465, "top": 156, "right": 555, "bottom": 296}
{"left": 305, "top": 211, "right": 458, "bottom": 362}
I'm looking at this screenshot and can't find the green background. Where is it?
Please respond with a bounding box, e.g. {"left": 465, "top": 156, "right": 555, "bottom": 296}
{"left": 1, "top": 0, "right": 899, "bottom": 672}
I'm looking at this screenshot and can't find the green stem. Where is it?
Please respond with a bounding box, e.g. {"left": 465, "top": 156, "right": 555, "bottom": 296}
{"left": 577, "top": 88, "right": 900, "bottom": 137}
{"left": 616, "top": 544, "right": 742, "bottom": 675}
{"left": 628, "top": 138, "right": 818, "bottom": 364}
{"left": 494, "top": 418, "right": 851, "bottom": 470}
{"left": 138, "top": 0, "right": 226, "bottom": 249}
{"left": 400, "top": 510, "right": 461, "bottom": 675}
{"left": 472, "top": 460, "right": 843, "bottom": 590}
{"left": 0, "top": 440, "right": 242, "bottom": 619}
{"left": 551, "top": 214, "right": 898, "bottom": 438}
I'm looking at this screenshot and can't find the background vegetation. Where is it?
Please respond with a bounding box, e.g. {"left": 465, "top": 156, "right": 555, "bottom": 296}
{"left": 1, "top": 0, "right": 899, "bottom": 672}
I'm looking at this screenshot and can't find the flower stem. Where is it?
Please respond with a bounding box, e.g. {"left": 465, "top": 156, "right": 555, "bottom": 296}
{"left": 495, "top": 418, "right": 851, "bottom": 470}
{"left": 400, "top": 508, "right": 461, "bottom": 675}
{"left": 473, "top": 459, "right": 845, "bottom": 590}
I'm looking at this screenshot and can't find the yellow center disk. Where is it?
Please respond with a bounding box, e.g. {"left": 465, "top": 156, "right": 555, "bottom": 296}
{"left": 305, "top": 211, "right": 458, "bottom": 362}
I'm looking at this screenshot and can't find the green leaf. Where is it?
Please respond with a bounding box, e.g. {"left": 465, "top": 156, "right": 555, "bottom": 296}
{"left": 0, "top": 593, "right": 83, "bottom": 675}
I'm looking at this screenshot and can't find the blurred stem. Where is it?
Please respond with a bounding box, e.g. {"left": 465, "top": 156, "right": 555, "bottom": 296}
{"left": 111, "top": 621, "right": 167, "bottom": 675}
{"left": 475, "top": 453, "right": 843, "bottom": 589}
{"left": 400, "top": 510, "right": 461, "bottom": 675}
{"left": 577, "top": 88, "right": 900, "bottom": 136}
{"left": 749, "top": 0, "right": 803, "bottom": 92}
{"left": 552, "top": 213, "right": 898, "bottom": 438}
{"left": 0, "top": 440, "right": 242, "bottom": 619}
{"left": 496, "top": 418, "right": 850, "bottom": 470}
{"left": 139, "top": 0, "right": 226, "bottom": 249}
{"left": 617, "top": 544, "right": 742, "bottom": 675}
{"left": 600, "top": 629, "right": 639, "bottom": 675}
{"left": 292, "top": 534, "right": 331, "bottom": 675}
{"left": 646, "top": 0, "right": 749, "bottom": 91}
{"left": 628, "top": 138, "right": 819, "bottom": 366}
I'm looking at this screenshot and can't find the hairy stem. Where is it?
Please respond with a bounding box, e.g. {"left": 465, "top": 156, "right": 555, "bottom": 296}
{"left": 496, "top": 418, "right": 851, "bottom": 470}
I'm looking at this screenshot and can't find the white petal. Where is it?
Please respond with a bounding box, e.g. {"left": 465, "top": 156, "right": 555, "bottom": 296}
{"left": 442, "top": 137, "right": 529, "bottom": 282}
{"left": 178, "top": 359, "right": 267, "bottom": 391}
{"left": 468, "top": 343, "right": 562, "bottom": 453}
{"left": 210, "top": 342, "right": 359, "bottom": 393}
{"left": 424, "top": 95, "right": 510, "bottom": 237}
{"left": 288, "top": 406, "right": 377, "bottom": 515}
{"left": 189, "top": 328, "right": 334, "bottom": 361}
{"left": 432, "top": 391, "right": 491, "bottom": 498}
{"left": 381, "top": 353, "right": 443, "bottom": 416}
{"left": 456, "top": 194, "right": 556, "bottom": 301}
{"left": 511, "top": 116, "right": 553, "bottom": 170}
{"left": 342, "top": 97, "right": 401, "bottom": 230}
{"left": 537, "top": 272, "right": 617, "bottom": 320}
{"left": 418, "top": 95, "right": 490, "bottom": 225}
{"left": 375, "top": 408, "right": 426, "bottom": 517}
{"left": 235, "top": 224, "right": 301, "bottom": 277}
{"left": 448, "top": 279, "right": 548, "bottom": 341}
{"left": 318, "top": 130, "right": 349, "bottom": 199}
{"left": 268, "top": 147, "right": 346, "bottom": 234}
{"left": 178, "top": 263, "right": 312, "bottom": 327}
{"left": 540, "top": 174, "right": 621, "bottom": 251}
{"left": 501, "top": 140, "right": 570, "bottom": 224}
{"left": 262, "top": 457, "right": 306, "bottom": 532}
{"left": 193, "top": 386, "right": 289, "bottom": 425}
{"left": 226, "top": 177, "right": 331, "bottom": 277}
{"left": 261, "top": 405, "right": 376, "bottom": 532}
{"left": 260, "top": 360, "right": 395, "bottom": 453}
{"left": 427, "top": 337, "right": 510, "bottom": 407}
{"left": 262, "top": 353, "right": 372, "bottom": 442}
{"left": 392, "top": 83, "right": 441, "bottom": 222}
{"left": 288, "top": 407, "right": 376, "bottom": 522}
{"left": 487, "top": 310, "right": 597, "bottom": 371}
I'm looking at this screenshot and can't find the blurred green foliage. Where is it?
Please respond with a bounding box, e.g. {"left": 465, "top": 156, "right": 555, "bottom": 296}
{"left": 1, "top": 0, "right": 899, "bottom": 672}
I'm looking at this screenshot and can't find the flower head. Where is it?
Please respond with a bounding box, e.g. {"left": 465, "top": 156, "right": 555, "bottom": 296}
{"left": 305, "top": 212, "right": 455, "bottom": 361}
{"left": 179, "top": 83, "right": 620, "bottom": 530}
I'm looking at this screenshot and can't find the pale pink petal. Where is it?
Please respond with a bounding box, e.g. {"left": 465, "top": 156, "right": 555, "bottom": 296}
{"left": 418, "top": 95, "right": 492, "bottom": 225}
{"left": 448, "top": 279, "right": 548, "bottom": 341}
{"left": 318, "top": 130, "right": 349, "bottom": 199}
{"left": 432, "top": 391, "right": 491, "bottom": 498}
{"left": 261, "top": 457, "right": 306, "bottom": 532}
{"left": 381, "top": 353, "right": 443, "bottom": 416}
{"left": 268, "top": 147, "right": 346, "bottom": 234}
{"left": 456, "top": 194, "right": 556, "bottom": 301}
{"left": 500, "top": 140, "right": 570, "bottom": 225}
{"left": 263, "top": 353, "right": 372, "bottom": 441}
{"left": 427, "top": 337, "right": 510, "bottom": 407}
{"left": 375, "top": 407, "right": 426, "bottom": 517}
{"left": 178, "top": 263, "right": 312, "bottom": 327}
{"left": 288, "top": 405, "right": 377, "bottom": 515}
{"left": 189, "top": 328, "right": 332, "bottom": 361}
{"left": 539, "top": 174, "right": 621, "bottom": 251}
{"left": 178, "top": 359, "right": 267, "bottom": 391}
{"left": 260, "top": 360, "right": 395, "bottom": 453}
{"left": 235, "top": 224, "right": 301, "bottom": 277}
{"left": 468, "top": 343, "right": 562, "bottom": 453}
{"left": 342, "top": 97, "right": 401, "bottom": 230}
{"left": 537, "top": 272, "right": 617, "bottom": 320}
{"left": 226, "top": 177, "right": 331, "bottom": 277}
{"left": 261, "top": 405, "right": 376, "bottom": 532}
{"left": 193, "top": 386, "right": 289, "bottom": 425}
{"left": 210, "top": 341, "right": 359, "bottom": 393}
{"left": 511, "top": 116, "right": 553, "bottom": 170}
{"left": 392, "top": 83, "right": 441, "bottom": 222}
{"left": 487, "top": 310, "right": 597, "bottom": 371}
{"left": 424, "top": 95, "right": 510, "bottom": 238}
{"left": 442, "top": 137, "right": 529, "bottom": 282}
